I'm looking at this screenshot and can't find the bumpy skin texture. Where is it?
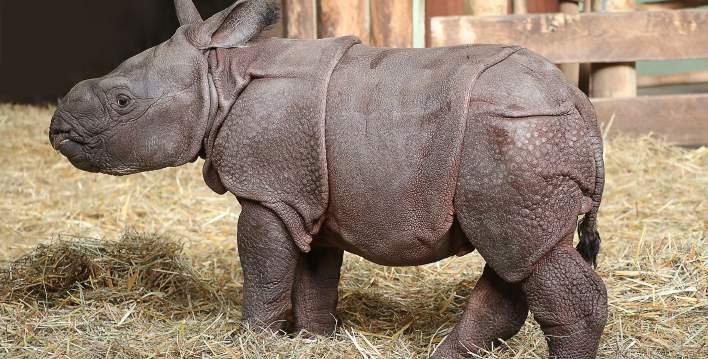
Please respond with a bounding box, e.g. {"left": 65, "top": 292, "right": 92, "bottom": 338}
{"left": 325, "top": 44, "right": 519, "bottom": 266}
{"left": 291, "top": 245, "right": 343, "bottom": 335}
{"left": 454, "top": 49, "right": 601, "bottom": 282}
{"left": 207, "top": 36, "right": 359, "bottom": 252}
{"left": 49, "top": 1, "right": 607, "bottom": 357}
{"left": 521, "top": 244, "right": 608, "bottom": 359}
{"left": 210, "top": 40, "right": 606, "bottom": 357}
{"left": 432, "top": 265, "right": 528, "bottom": 358}
{"left": 237, "top": 199, "right": 299, "bottom": 331}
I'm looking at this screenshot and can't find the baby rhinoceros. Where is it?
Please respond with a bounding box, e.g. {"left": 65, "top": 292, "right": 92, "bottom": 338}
{"left": 49, "top": 0, "right": 607, "bottom": 357}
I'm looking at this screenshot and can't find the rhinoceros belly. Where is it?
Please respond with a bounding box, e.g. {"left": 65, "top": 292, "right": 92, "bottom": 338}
{"left": 323, "top": 44, "right": 520, "bottom": 265}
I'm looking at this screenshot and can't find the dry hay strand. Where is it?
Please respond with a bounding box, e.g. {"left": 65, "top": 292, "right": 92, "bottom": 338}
{"left": 0, "top": 233, "right": 221, "bottom": 312}
{"left": 1, "top": 104, "right": 707, "bottom": 357}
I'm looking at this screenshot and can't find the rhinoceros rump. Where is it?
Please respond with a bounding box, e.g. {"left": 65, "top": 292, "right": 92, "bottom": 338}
{"left": 49, "top": 0, "right": 607, "bottom": 357}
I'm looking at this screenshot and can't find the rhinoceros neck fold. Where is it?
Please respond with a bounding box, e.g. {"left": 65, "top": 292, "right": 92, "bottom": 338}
{"left": 200, "top": 49, "right": 230, "bottom": 194}
{"left": 201, "top": 51, "right": 220, "bottom": 160}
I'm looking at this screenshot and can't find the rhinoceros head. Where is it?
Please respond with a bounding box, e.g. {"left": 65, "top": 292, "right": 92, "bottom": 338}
{"left": 49, "top": 0, "right": 278, "bottom": 175}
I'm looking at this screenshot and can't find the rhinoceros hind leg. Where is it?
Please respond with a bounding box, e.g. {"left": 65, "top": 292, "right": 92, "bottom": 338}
{"left": 291, "top": 246, "right": 344, "bottom": 336}
{"left": 432, "top": 265, "right": 528, "bottom": 358}
{"left": 237, "top": 199, "right": 300, "bottom": 332}
{"left": 521, "top": 244, "right": 607, "bottom": 359}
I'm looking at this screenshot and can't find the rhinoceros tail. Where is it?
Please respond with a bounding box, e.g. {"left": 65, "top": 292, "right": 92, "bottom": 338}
{"left": 574, "top": 87, "right": 604, "bottom": 269}
{"left": 577, "top": 209, "right": 601, "bottom": 269}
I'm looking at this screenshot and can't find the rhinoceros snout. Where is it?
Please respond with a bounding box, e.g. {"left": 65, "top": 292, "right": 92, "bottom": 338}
{"left": 49, "top": 113, "right": 83, "bottom": 149}
{"left": 49, "top": 114, "right": 69, "bottom": 149}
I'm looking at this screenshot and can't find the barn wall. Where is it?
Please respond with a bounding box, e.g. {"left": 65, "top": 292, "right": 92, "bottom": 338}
{"left": 0, "top": 0, "right": 232, "bottom": 103}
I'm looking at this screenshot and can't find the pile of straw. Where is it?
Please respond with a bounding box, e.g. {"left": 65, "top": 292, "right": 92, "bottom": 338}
{"left": 0, "top": 234, "right": 218, "bottom": 310}
{"left": 0, "top": 104, "right": 705, "bottom": 358}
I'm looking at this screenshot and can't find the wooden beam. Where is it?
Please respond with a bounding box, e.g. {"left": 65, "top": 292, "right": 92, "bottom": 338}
{"left": 639, "top": 0, "right": 708, "bottom": 11}
{"left": 592, "top": 0, "right": 635, "bottom": 11}
{"left": 426, "top": 0, "right": 466, "bottom": 18}
{"left": 526, "top": 0, "right": 560, "bottom": 13}
{"left": 513, "top": 0, "right": 528, "bottom": 14}
{"left": 318, "top": 0, "right": 369, "bottom": 43}
{"left": 638, "top": 71, "right": 708, "bottom": 88}
{"left": 371, "top": 0, "right": 412, "bottom": 47}
{"left": 591, "top": 94, "right": 708, "bottom": 146}
{"left": 429, "top": 9, "right": 708, "bottom": 63}
{"left": 464, "top": 0, "right": 509, "bottom": 15}
{"left": 284, "top": 0, "right": 317, "bottom": 39}
{"left": 426, "top": 0, "right": 466, "bottom": 47}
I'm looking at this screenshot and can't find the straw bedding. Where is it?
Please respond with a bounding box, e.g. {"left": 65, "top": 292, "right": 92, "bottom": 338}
{"left": 0, "top": 104, "right": 705, "bottom": 358}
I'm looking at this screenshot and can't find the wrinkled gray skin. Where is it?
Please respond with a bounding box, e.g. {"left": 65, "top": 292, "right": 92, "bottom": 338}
{"left": 49, "top": 1, "right": 607, "bottom": 358}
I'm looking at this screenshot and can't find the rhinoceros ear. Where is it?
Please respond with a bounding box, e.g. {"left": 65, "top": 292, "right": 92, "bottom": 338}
{"left": 188, "top": 0, "right": 279, "bottom": 49}
{"left": 175, "top": 0, "right": 203, "bottom": 25}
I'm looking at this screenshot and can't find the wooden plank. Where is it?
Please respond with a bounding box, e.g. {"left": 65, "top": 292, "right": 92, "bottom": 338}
{"left": 464, "top": 0, "right": 509, "bottom": 15}
{"left": 426, "top": 0, "right": 466, "bottom": 18}
{"left": 371, "top": 0, "right": 412, "bottom": 48}
{"left": 640, "top": 0, "right": 708, "bottom": 11}
{"left": 426, "top": 0, "right": 466, "bottom": 47}
{"left": 318, "top": 0, "right": 369, "bottom": 43}
{"left": 591, "top": 94, "right": 708, "bottom": 146}
{"left": 284, "top": 0, "right": 317, "bottom": 39}
{"left": 513, "top": 0, "right": 528, "bottom": 14}
{"left": 592, "top": 0, "right": 635, "bottom": 11}
{"left": 430, "top": 9, "right": 708, "bottom": 63}
{"left": 527, "top": 0, "right": 560, "bottom": 13}
{"left": 638, "top": 71, "right": 708, "bottom": 88}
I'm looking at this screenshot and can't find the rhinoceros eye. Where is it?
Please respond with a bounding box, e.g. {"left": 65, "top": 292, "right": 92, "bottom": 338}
{"left": 116, "top": 94, "right": 131, "bottom": 108}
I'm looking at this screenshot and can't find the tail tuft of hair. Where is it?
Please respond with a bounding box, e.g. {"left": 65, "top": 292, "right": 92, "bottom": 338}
{"left": 576, "top": 215, "right": 601, "bottom": 269}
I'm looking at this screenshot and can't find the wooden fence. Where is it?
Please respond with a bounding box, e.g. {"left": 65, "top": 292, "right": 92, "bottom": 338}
{"left": 277, "top": 1, "right": 708, "bottom": 145}
{"left": 431, "top": 0, "right": 708, "bottom": 146}
{"left": 278, "top": 0, "right": 421, "bottom": 47}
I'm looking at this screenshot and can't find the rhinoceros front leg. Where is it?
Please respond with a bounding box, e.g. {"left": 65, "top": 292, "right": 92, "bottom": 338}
{"left": 291, "top": 246, "right": 344, "bottom": 335}
{"left": 432, "top": 265, "right": 528, "bottom": 358}
{"left": 237, "top": 199, "right": 299, "bottom": 332}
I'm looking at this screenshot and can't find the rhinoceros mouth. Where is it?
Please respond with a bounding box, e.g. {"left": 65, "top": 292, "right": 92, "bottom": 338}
{"left": 50, "top": 129, "right": 88, "bottom": 149}
{"left": 60, "top": 141, "right": 99, "bottom": 173}
{"left": 51, "top": 134, "right": 99, "bottom": 172}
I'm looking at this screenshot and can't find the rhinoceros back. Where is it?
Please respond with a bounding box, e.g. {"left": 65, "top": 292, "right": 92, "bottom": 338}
{"left": 324, "top": 44, "right": 520, "bottom": 262}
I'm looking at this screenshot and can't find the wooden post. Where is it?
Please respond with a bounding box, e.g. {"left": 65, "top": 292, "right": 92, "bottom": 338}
{"left": 428, "top": 0, "right": 507, "bottom": 47}
{"left": 284, "top": 0, "right": 317, "bottom": 39}
{"left": 412, "top": 0, "right": 426, "bottom": 48}
{"left": 371, "top": 0, "right": 412, "bottom": 47}
{"left": 464, "top": 0, "right": 509, "bottom": 15}
{"left": 590, "top": 0, "right": 637, "bottom": 98}
{"left": 526, "top": 0, "right": 560, "bottom": 12}
{"left": 558, "top": 1, "right": 579, "bottom": 85}
{"left": 513, "top": 0, "right": 528, "bottom": 14}
{"left": 318, "top": 0, "right": 370, "bottom": 43}
{"left": 426, "top": 0, "right": 466, "bottom": 47}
